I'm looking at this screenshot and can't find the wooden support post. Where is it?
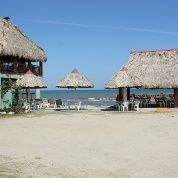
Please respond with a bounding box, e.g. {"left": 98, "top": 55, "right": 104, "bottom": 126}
{"left": 28, "top": 60, "right": 31, "bottom": 70}
{"left": 0, "top": 57, "right": 2, "bottom": 73}
{"left": 123, "top": 88, "right": 127, "bottom": 102}
{"left": 14, "top": 58, "right": 17, "bottom": 72}
{"left": 39, "top": 62, "right": 43, "bottom": 76}
{"left": 127, "top": 88, "right": 130, "bottom": 101}
{"left": 174, "top": 88, "right": 178, "bottom": 108}
{"left": 116, "top": 88, "right": 123, "bottom": 102}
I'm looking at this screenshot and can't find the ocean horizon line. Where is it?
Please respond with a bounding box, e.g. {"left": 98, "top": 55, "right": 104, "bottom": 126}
{"left": 41, "top": 89, "right": 116, "bottom": 91}
{"left": 41, "top": 88, "right": 174, "bottom": 91}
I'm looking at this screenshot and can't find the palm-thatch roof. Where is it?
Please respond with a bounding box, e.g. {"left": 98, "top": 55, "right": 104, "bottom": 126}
{"left": 128, "top": 49, "right": 178, "bottom": 88}
{"left": 0, "top": 17, "right": 47, "bottom": 62}
{"left": 16, "top": 70, "right": 47, "bottom": 88}
{"left": 106, "top": 48, "right": 178, "bottom": 89}
{"left": 56, "top": 69, "right": 94, "bottom": 88}
{"left": 105, "top": 66, "right": 141, "bottom": 88}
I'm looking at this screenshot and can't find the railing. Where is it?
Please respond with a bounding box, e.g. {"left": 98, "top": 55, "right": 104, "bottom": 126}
{"left": 1, "top": 63, "right": 42, "bottom": 76}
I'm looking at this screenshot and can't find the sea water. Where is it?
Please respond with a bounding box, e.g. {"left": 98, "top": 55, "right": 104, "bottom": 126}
{"left": 41, "top": 89, "right": 174, "bottom": 107}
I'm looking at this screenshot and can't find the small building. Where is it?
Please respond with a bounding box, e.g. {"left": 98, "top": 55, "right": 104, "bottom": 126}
{"left": 106, "top": 48, "right": 178, "bottom": 107}
{"left": 0, "top": 17, "right": 47, "bottom": 109}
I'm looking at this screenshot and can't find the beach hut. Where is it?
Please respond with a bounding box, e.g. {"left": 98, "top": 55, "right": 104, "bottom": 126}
{"left": 0, "top": 17, "right": 47, "bottom": 108}
{"left": 106, "top": 66, "right": 141, "bottom": 102}
{"left": 56, "top": 68, "right": 94, "bottom": 109}
{"left": 127, "top": 49, "right": 178, "bottom": 89}
{"left": 16, "top": 70, "right": 47, "bottom": 89}
{"left": 56, "top": 68, "right": 94, "bottom": 103}
{"left": 56, "top": 69, "right": 94, "bottom": 89}
{"left": 16, "top": 69, "right": 47, "bottom": 101}
{"left": 106, "top": 48, "right": 178, "bottom": 107}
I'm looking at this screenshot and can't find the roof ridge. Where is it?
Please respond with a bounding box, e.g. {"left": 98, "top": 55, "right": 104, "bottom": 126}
{"left": 130, "top": 48, "right": 178, "bottom": 54}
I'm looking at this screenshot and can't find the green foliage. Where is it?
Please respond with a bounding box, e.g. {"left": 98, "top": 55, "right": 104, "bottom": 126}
{"left": 0, "top": 78, "right": 21, "bottom": 98}
{"left": 0, "top": 78, "right": 25, "bottom": 114}
{"left": 0, "top": 99, "right": 26, "bottom": 114}
{"left": 12, "top": 99, "right": 26, "bottom": 114}
{"left": 0, "top": 79, "right": 13, "bottom": 98}
{"left": 1, "top": 100, "right": 12, "bottom": 113}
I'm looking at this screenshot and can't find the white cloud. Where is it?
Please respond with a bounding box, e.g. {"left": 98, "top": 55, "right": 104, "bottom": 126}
{"left": 15, "top": 17, "right": 178, "bottom": 36}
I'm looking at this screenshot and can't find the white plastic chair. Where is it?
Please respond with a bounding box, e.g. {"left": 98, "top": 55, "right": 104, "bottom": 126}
{"left": 42, "top": 98, "right": 50, "bottom": 108}
{"left": 133, "top": 100, "right": 140, "bottom": 111}
{"left": 116, "top": 102, "right": 122, "bottom": 111}
{"left": 23, "top": 102, "right": 31, "bottom": 112}
{"left": 75, "top": 101, "right": 82, "bottom": 111}
{"left": 121, "top": 101, "right": 129, "bottom": 112}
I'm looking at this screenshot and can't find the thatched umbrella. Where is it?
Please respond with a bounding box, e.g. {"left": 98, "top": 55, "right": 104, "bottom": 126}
{"left": 56, "top": 69, "right": 94, "bottom": 89}
{"left": 0, "top": 17, "right": 46, "bottom": 61}
{"left": 16, "top": 69, "right": 47, "bottom": 101}
{"left": 105, "top": 66, "right": 141, "bottom": 89}
{"left": 16, "top": 69, "right": 47, "bottom": 88}
{"left": 105, "top": 66, "right": 138, "bottom": 102}
{"left": 56, "top": 69, "right": 94, "bottom": 101}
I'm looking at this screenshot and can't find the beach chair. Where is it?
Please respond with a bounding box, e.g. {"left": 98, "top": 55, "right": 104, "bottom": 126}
{"left": 133, "top": 100, "right": 140, "bottom": 111}
{"left": 75, "top": 101, "right": 82, "bottom": 111}
{"left": 81, "top": 102, "right": 87, "bottom": 110}
{"left": 142, "top": 98, "right": 150, "bottom": 108}
{"left": 55, "top": 99, "right": 67, "bottom": 109}
{"left": 33, "top": 99, "right": 43, "bottom": 110}
{"left": 116, "top": 101, "right": 122, "bottom": 111}
{"left": 48, "top": 98, "right": 57, "bottom": 108}
{"left": 56, "top": 99, "right": 62, "bottom": 106}
{"left": 156, "top": 98, "right": 166, "bottom": 107}
{"left": 42, "top": 98, "right": 50, "bottom": 108}
{"left": 23, "top": 101, "right": 31, "bottom": 112}
{"left": 121, "top": 101, "right": 129, "bottom": 112}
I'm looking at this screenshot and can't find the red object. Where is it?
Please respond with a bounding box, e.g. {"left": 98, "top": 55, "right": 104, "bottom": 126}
{"left": 26, "top": 69, "right": 33, "bottom": 74}
{"left": 120, "top": 67, "right": 128, "bottom": 71}
{"left": 71, "top": 69, "right": 79, "bottom": 74}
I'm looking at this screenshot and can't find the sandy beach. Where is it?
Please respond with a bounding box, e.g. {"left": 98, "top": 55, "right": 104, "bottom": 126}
{"left": 0, "top": 109, "right": 178, "bottom": 178}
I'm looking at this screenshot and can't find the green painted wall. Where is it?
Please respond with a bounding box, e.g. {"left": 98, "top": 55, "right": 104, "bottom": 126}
{"left": 0, "top": 73, "right": 41, "bottom": 109}
{"left": 0, "top": 73, "right": 20, "bottom": 109}
{"left": 35, "top": 89, "right": 41, "bottom": 99}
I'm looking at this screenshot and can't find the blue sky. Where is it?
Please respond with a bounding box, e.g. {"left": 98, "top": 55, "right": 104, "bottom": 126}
{"left": 1, "top": 0, "right": 178, "bottom": 89}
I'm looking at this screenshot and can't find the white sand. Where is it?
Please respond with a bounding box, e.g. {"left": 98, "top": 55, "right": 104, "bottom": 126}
{"left": 0, "top": 109, "right": 178, "bottom": 178}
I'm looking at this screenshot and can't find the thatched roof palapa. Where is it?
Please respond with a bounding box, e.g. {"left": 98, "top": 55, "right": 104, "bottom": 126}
{"left": 16, "top": 70, "right": 47, "bottom": 88}
{"left": 56, "top": 69, "right": 94, "bottom": 88}
{"left": 0, "top": 17, "right": 47, "bottom": 62}
{"left": 127, "top": 49, "right": 178, "bottom": 88}
{"left": 106, "top": 48, "right": 178, "bottom": 89}
{"left": 105, "top": 66, "right": 141, "bottom": 89}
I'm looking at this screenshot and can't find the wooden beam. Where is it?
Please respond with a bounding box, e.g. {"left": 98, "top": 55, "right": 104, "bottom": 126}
{"left": 127, "top": 88, "right": 130, "bottom": 101}
{"left": 28, "top": 60, "right": 31, "bottom": 70}
{"left": 174, "top": 88, "right": 178, "bottom": 108}
{"left": 116, "top": 88, "right": 123, "bottom": 102}
{"left": 123, "top": 88, "right": 127, "bottom": 101}
{"left": 0, "top": 57, "right": 2, "bottom": 73}
{"left": 39, "top": 62, "right": 43, "bottom": 76}
{"left": 14, "top": 57, "right": 17, "bottom": 72}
